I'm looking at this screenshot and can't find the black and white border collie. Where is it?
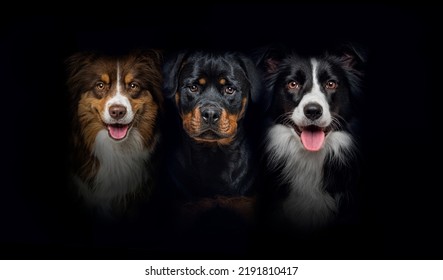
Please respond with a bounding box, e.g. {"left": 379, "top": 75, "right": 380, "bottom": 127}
{"left": 258, "top": 45, "right": 366, "bottom": 232}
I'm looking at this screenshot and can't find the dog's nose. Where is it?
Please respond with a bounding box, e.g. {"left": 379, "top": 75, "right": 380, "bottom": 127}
{"left": 109, "top": 105, "right": 127, "bottom": 120}
{"left": 201, "top": 106, "right": 221, "bottom": 124}
{"left": 304, "top": 103, "right": 323, "bottom": 120}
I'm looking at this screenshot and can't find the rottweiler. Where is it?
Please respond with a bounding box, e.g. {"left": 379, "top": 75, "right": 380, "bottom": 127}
{"left": 159, "top": 50, "right": 265, "bottom": 255}
{"left": 162, "top": 50, "right": 264, "bottom": 198}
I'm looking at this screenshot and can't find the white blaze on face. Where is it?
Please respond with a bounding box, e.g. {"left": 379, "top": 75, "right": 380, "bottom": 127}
{"left": 291, "top": 59, "right": 332, "bottom": 151}
{"left": 101, "top": 61, "right": 135, "bottom": 141}
{"left": 102, "top": 61, "right": 135, "bottom": 125}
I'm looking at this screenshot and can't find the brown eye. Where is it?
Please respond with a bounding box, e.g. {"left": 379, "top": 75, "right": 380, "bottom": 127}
{"left": 189, "top": 85, "right": 199, "bottom": 93}
{"left": 224, "top": 86, "right": 236, "bottom": 95}
{"left": 128, "top": 82, "right": 141, "bottom": 98}
{"left": 129, "top": 82, "right": 139, "bottom": 90}
{"left": 287, "top": 81, "right": 301, "bottom": 90}
{"left": 96, "top": 81, "right": 105, "bottom": 90}
{"left": 325, "top": 80, "right": 338, "bottom": 89}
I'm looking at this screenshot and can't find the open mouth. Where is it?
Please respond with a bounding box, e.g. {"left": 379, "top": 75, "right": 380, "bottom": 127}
{"left": 289, "top": 122, "right": 331, "bottom": 152}
{"left": 106, "top": 123, "right": 132, "bottom": 141}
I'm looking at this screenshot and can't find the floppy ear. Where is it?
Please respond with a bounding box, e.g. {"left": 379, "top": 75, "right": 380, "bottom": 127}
{"left": 239, "top": 55, "right": 263, "bottom": 105}
{"left": 65, "top": 52, "right": 98, "bottom": 95}
{"left": 162, "top": 50, "right": 188, "bottom": 99}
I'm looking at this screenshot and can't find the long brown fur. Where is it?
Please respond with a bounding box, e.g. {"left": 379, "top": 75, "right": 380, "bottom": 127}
{"left": 65, "top": 49, "right": 164, "bottom": 218}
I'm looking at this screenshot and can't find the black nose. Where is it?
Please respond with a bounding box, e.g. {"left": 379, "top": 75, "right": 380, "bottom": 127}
{"left": 304, "top": 103, "right": 323, "bottom": 120}
{"left": 109, "top": 105, "right": 127, "bottom": 120}
{"left": 201, "top": 106, "right": 221, "bottom": 124}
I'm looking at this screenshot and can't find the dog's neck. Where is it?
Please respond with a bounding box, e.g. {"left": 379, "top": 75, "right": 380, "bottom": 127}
{"left": 173, "top": 123, "right": 256, "bottom": 197}
{"left": 73, "top": 129, "right": 152, "bottom": 216}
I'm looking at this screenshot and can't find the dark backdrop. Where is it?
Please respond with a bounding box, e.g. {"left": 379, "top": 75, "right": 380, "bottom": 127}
{"left": 1, "top": 4, "right": 439, "bottom": 259}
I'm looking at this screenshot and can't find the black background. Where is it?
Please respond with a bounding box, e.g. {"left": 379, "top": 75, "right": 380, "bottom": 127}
{"left": 1, "top": 4, "right": 440, "bottom": 260}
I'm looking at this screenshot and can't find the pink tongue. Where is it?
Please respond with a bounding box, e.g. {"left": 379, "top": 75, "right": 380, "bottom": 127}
{"left": 108, "top": 124, "right": 129, "bottom": 140}
{"left": 301, "top": 130, "right": 325, "bottom": 151}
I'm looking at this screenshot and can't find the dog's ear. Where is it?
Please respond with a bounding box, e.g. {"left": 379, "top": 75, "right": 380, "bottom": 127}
{"left": 133, "top": 49, "right": 165, "bottom": 109}
{"left": 252, "top": 44, "right": 287, "bottom": 74}
{"left": 65, "top": 52, "right": 96, "bottom": 93}
{"left": 238, "top": 55, "right": 263, "bottom": 105}
{"left": 249, "top": 45, "right": 287, "bottom": 112}
{"left": 162, "top": 50, "right": 188, "bottom": 99}
{"left": 334, "top": 42, "right": 367, "bottom": 77}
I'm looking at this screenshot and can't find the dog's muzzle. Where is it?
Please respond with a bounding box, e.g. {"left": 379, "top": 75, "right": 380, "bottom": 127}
{"left": 200, "top": 104, "right": 222, "bottom": 125}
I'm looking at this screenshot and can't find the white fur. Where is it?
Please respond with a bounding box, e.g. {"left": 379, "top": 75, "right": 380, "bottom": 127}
{"left": 266, "top": 122, "right": 354, "bottom": 230}
{"left": 76, "top": 128, "right": 150, "bottom": 214}
{"left": 292, "top": 59, "right": 331, "bottom": 128}
{"left": 101, "top": 62, "right": 135, "bottom": 125}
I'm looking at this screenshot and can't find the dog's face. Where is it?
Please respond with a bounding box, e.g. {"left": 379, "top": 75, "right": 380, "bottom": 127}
{"left": 66, "top": 50, "right": 163, "bottom": 151}
{"left": 163, "top": 51, "right": 260, "bottom": 145}
{"left": 264, "top": 50, "right": 364, "bottom": 151}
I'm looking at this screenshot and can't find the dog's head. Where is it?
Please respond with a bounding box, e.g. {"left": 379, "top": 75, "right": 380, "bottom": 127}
{"left": 163, "top": 50, "right": 261, "bottom": 145}
{"left": 66, "top": 50, "right": 163, "bottom": 151}
{"left": 259, "top": 44, "right": 366, "bottom": 151}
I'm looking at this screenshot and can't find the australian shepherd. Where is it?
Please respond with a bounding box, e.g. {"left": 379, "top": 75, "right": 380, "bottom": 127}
{"left": 65, "top": 50, "right": 164, "bottom": 219}
{"left": 257, "top": 44, "right": 366, "bottom": 233}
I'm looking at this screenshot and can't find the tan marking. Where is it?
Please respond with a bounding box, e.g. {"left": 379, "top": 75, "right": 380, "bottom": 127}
{"left": 219, "top": 78, "right": 226, "bottom": 85}
{"left": 219, "top": 109, "right": 237, "bottom": 136}
{"left": 75, "top": 91, "right": 108, "bottom": 182}
{"left": 180, "top": 195, "right": 256, "bottom": 222}
{"left": 101, "top": 74, "right": 110, "bottom": 84}
{"left": 182, "top": 107, "right": 202, "bottom": 136}
{"left": 215, "top": 195, "right": 256, "bottom": 221}
{"left": 124, "top": 72, "right": 134, "bottom": 84}
{"left": 198, "top": 78, "right": 206, "bottom": 85}
{"left": 175, "top": 92, "right": 181, "bottom": 112}
{"left": 238, "top": 97, "right": 248, "bottom": 120}
{"left": 186, "top": 108, "right": 241, "bottom": 146}
{"left": 69, "top": 50, "right": 165, "bottom": 192}
{"left": 133, "top": 91, "right": 161, "bottom": 152}
{"left": 215, "top": 136, "right": 235, "bottom": 146}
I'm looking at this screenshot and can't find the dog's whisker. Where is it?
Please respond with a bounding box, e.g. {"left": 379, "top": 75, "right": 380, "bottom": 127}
{"left": 66, "top": 49, "right": 163, "bottom": 219}
{"left": 260, "top": 46, "right": 364, "bottom": 234}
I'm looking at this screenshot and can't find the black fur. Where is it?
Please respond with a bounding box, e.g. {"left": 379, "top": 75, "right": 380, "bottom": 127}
{"left": 162, "top": 50, "right": 264, "bottom": 198}
{"left": 158, "top": 50, "right": 266, "bottom": 256}
{"left": 254, "top": 43, "right": 366, "bottom": 251}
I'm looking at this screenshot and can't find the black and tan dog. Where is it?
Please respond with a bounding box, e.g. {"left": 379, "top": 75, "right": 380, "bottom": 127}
{"left": 160, "top": 50, "right": 265, "bottom": 253}
{"left": 162, "top": 50, "right": 263, "bottom": 197}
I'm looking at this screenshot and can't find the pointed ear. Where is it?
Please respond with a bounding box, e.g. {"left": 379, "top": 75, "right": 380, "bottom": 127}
{"left": 264, "top": 57, "right": 281, "bottom": 74}
{"left": 162, "top": 50, "right": 188, "bottom": 99}
{"left": 250, "top": 45, "right": 287, "bottom": 112}
{"left": 335, "top": 42, "right": 367, "bottom": 75}
{"left": 252, "top": 44, "right": 287, "bottom": 74}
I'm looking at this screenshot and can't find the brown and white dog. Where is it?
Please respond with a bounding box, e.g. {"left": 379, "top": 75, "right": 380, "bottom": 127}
{"left": 65, "top": 50, "right": 163, "bottom": 219}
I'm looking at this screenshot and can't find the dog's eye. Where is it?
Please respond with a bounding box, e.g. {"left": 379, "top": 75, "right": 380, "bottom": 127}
{"left": 128, "top": 82, "right": 142, "bottom": 98}
{"left": 325, "top": 80, "right": 338, "bottom": 90}
{"left": 96, "top": 82, "right": 105, "bottom": 90}
{"left": 224, "top": 86, "right": 236, "bottom": 95}
{"left": 188, "top": 85, "right": 199, "bottom": 93}
{"left": 287, "top": 81, "right": 301, "bottom": 90}
{"left": 129, "top": 82, "right": 139, "bottom": 90}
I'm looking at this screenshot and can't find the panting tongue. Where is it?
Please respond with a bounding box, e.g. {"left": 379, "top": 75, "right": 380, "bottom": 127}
{"left": 301, "top": 129, "right": 325, "bottom": 151}
{"left": 108, "top": 124, "right": 129, "bottom": 140}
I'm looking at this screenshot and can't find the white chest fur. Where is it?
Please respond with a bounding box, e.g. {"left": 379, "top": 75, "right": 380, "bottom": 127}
{"left": 265, "top": 124, "right": 354, "bottom": 230}
{"left": 76, "top": 128, "right": 150, "bottom": 213}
